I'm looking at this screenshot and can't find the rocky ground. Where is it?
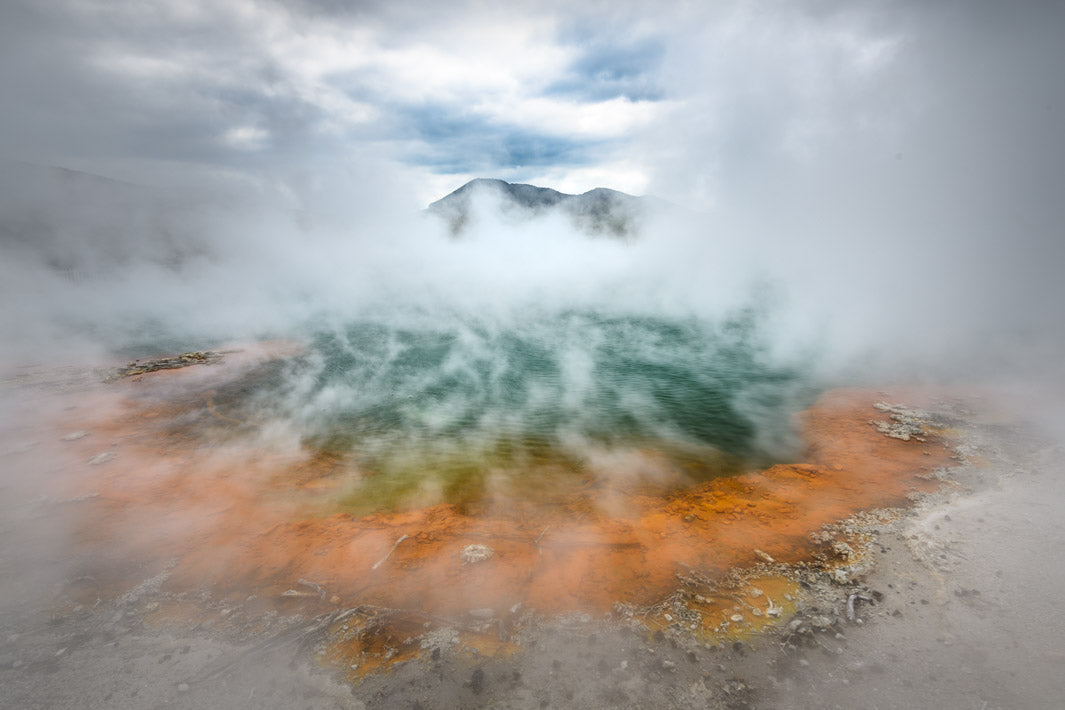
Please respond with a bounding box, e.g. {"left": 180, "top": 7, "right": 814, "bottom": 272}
{"left": 2, "top": 364, "right": 1064, "bottom": 709}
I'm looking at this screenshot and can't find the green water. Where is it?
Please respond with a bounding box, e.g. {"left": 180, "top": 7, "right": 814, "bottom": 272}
{"left": 269, "top": 308, "right": 813, "bottom": 513}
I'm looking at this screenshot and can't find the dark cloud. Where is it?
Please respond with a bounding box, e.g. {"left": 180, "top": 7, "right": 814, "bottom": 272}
{"left": 0, "top": 1, "right": 348, "bottom": 185}
{"left": 547, "top": 37, "right": 666, "bottom": 101}
{"left": 0, "top": 1, "right": 669, "bottom": 185}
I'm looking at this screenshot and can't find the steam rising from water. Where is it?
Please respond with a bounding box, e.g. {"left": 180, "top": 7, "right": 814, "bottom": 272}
{"left": 264, "top": 307, "right": 810, "bottom": 511}
{"left": 2, "top": 4, "right": 1065, "bottom": 707}
{"left": 0, "top": 165, "right": 828, "bottom": 514}
{"left": 3, "top": 159, "right": 1056, "bottom": 518}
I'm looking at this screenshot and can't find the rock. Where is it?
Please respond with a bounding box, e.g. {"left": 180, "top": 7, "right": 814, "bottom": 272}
{"left": 662, "top": 660, "right": 676, "bottom": 671}
{"left": 112, "top": 352, "right": 224, "bottom": 379}
{"left": 469, "top": 667, "right": 485, "bottom": 695}
{"left": 461, "top": 544, "right": 494, "bottom": 564}
{"left": 831, "top": 541, "right": 856, "bottom": 560}
{"left": 61, "top": 431, "right": 89, "bottom": 441}
{"left": 88, "top": 452, "right": 115, "bottom": 465}
{"left": 280, "top": 589, "right": 318, "bottom": 598}
{"left": 419, "top": 627, "right": 459, "bottom": 652}
{"left": 176, "top": 682, "right": 189, "bottom": 692}
{"left": 808, "top": 615, "right": 833, "bottom": 630}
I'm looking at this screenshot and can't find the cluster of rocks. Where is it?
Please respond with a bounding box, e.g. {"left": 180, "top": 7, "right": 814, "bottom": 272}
{"left": 110, "top": 351, "right": 223, "bottom": 379}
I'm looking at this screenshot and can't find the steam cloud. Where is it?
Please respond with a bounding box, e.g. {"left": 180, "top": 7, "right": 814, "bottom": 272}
{"left": 0, "top": 0, "right": 1063, "bottom": 599}
{"left": 0, "top": 0, "right": 1062, "bottom": 386}
{"left": 2, "top": 4, "right": 1065, "bottom": 708}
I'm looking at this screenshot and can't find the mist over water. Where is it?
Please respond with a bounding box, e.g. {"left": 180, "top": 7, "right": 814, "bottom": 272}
{"left": 264, "top": 306, "right": 811, "bottom": 511}
{"left": 3, "top": 4, "right": 1065, "bottom": 707}
{"left": 0, "top": 162, "right": 827, "bottom": 519}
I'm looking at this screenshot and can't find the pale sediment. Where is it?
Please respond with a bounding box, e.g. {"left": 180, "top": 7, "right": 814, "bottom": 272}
{"left": 1, "top": 353, "right": 1052, "bottom": 708}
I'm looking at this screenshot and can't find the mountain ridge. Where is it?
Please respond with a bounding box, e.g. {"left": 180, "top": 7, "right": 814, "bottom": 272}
{"left": 426, "top": 178, "right": 651, "bottom": 238}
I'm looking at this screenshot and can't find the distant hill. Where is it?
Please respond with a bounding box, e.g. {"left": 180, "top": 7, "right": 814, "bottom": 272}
{"left": 426, "top": 178, "right": 654, "bottom": 238}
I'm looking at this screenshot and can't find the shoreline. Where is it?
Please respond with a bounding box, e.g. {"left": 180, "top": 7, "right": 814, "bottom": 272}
{"left": 1, "top": 355, "right": 1061, "bottom": 708}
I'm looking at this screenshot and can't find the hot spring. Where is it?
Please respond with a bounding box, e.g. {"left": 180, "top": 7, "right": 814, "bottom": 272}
{"left": 189, "top": 305, "right": 818, "bottom": 515}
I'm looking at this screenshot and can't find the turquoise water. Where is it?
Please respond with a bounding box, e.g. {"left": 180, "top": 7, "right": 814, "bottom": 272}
{"left": 265, "top": 307, "right": 814, "bottom": 511}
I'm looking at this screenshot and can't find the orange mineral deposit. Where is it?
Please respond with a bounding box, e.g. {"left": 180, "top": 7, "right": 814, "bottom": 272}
{"left": 51, "top": 357, "right": 952, "bottom": 626}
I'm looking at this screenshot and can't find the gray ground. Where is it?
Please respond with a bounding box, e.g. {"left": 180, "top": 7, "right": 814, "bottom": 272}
{"left": 2, "top": 375, "right": 1064, "bottom": 709}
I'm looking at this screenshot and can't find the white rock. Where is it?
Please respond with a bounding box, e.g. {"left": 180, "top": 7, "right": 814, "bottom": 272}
{"left": 460, "top": 544, "right": 494, "bottom": 564}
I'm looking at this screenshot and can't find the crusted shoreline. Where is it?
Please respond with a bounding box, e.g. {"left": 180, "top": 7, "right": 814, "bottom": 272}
{"left": 1, "top": 358, "right": 1058, "bottom": 709}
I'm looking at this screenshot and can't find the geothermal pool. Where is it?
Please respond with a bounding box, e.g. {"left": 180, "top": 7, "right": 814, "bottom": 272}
{"left": 18, "top": 304, "right": 957, "bottom": 680}
{"left": 252, "top": 309, "right": 811, "bottom": 514}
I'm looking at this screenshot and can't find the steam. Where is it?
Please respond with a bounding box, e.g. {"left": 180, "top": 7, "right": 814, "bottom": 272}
{"left": 2, "top": 0, "right": 1063, "bottom": 387}
{"left": 0, "top": 0, "right": 1061, "bottom": 596}
{"left": 2, "top": 4, "right": 1065, "bottom": 707}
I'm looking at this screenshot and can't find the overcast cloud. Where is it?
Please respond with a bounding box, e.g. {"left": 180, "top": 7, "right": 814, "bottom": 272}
{"left": 3, "top": 1, "right": 1061, "bottom": 202}
{"left": 1, "top": 0, "right": 1063, "bottom": 376}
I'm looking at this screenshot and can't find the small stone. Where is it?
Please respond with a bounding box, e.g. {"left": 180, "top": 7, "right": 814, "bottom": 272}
{"left": 809, "top": 616, "right": 833, "bottom": 630}
{"left": 662, "top": 660, "right": 676, "bottom": 671}
{"left": 460, "top": 544, "right": 494, "bottom": 564}
{"left": 88, "top": 452, "right": 115, "bottom": 466}
{"left": 176, "top": 683, "right": 189, "bottom": 693}
{"left": 62, "top": 431, "right": 89, "bottom": 441}
{"left": 730, "top": 614, "right": 744, "bottom": 623}
{"left": 469, "top": 667, "right": 485, "bottom": 695}
{"left": 830, "top": 568, "right": 850, "bottom": 584}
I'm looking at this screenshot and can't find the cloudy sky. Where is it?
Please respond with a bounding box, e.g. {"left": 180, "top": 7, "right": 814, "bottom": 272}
{"left": 1, "top": 0, "right": 1063, "bottom": 373}
{"left": 2, "top": 0, "right": 1059, "bottom": 208}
